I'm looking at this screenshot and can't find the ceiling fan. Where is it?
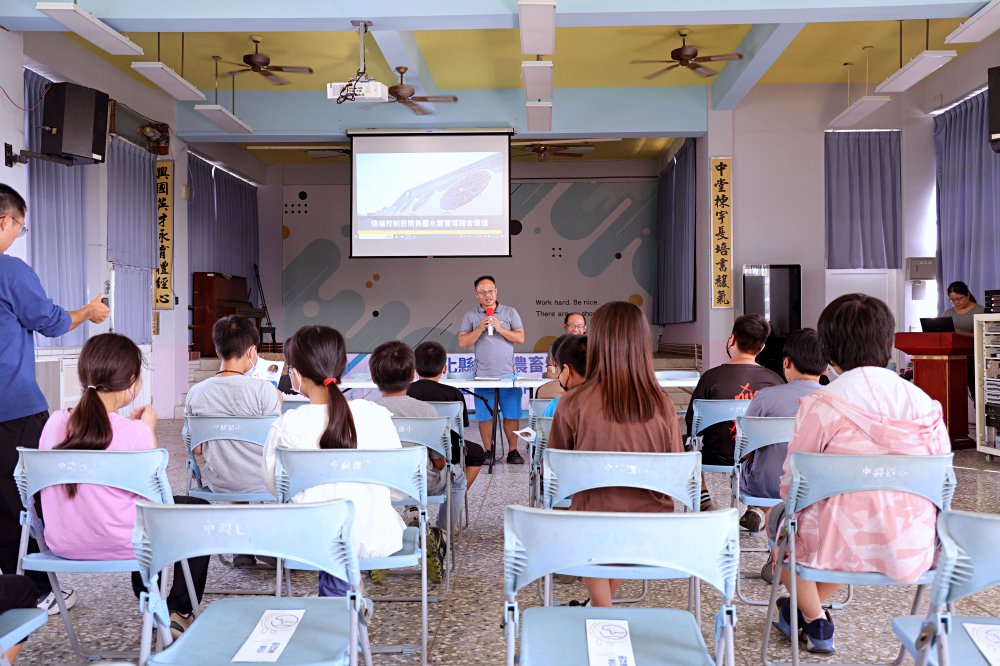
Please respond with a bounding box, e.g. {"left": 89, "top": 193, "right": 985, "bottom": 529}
{"left": 630, "top": 29, "right": 743, "bottom": 79}
{"left": 514, "top": 144, "right": 595, "bottom": 160}
{"left": 221, "top": 35, "right": 315, "bottom": 86}
{"left": 387, "top": 66, "right": 458, "bottom": 115}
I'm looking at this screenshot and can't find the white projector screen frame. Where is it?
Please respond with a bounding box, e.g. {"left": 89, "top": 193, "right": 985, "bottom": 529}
{"left": 350, "top": 132, "right": 512, "bottom": 258}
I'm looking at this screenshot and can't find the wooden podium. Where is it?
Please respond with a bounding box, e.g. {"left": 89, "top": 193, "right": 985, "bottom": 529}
{"left": 895, "top": 332, "right": 973, "bottom": 446}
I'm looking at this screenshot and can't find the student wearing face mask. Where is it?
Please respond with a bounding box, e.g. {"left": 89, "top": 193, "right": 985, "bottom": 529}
{"left": 184, "top": 317, "right": 282, "bottom": 539}
{"left": 38, "top": 333, "right": 209, "bottom": 638}
{"left": 541, "top": 335, "right": 587, "bottom": 418}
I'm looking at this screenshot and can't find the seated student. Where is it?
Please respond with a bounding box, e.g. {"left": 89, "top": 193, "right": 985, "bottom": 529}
{"left": 0, "top": 575, "right": 38, "bottom": 663}
{"left": 541, "top": 335, "right": 587, "bottom": 418}
{"left": 771, "top": 294, "right": 950, "bottom": 654}
{"left": 407, "top": 341, "right": 486, "bottom": 489}
{"left": 38, "top": 334, "right": 209, "bottom": 638}
{"left": 685, "top": 314, "right": 783, "bottom": 510}
{"left": 369, "top": 340, "right": 454, "bottom": 583}
{"left": 262, "top": 326, "right": 404, "bottom": 598}
{"left": 738, "top": 328, "right": 825, "bottom": 534}
{"left": 547, "top": 302, "right": 683, "bottom": 607}
{"left": 184, "top": 316, "right": 282, "bottom": 566}
{"left": 535, "top": 337, "right": 568, "bottom": 400}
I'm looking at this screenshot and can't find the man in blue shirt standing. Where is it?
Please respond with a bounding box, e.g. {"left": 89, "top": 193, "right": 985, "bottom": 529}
{"left": 458, "top": 275, "right": 526, "bottom": 464}
{"left": 0, "top": 184, "right": 109, "bottom": 611}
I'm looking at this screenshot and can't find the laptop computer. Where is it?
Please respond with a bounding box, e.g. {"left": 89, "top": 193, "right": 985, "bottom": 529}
{"left": 920, "top": 317, "right": 956, "bottom": 333}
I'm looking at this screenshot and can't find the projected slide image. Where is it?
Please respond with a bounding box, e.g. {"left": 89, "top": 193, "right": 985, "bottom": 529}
{"left": 356, "top": 152, "right": 503, "bottom": 217}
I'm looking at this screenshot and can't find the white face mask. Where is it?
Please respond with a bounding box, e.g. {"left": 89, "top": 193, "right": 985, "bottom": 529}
{"left": 290, "top": 368, "right": 302, "bottom": 394}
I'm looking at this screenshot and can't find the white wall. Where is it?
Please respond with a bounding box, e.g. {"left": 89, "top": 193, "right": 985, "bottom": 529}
{"left": 0, "top": 30, "right": 28, "bottom": 262}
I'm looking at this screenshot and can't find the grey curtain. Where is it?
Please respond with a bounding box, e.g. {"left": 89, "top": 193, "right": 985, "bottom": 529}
{"left": 824, "top": 131, "right": 902, "bottom": 269}
{"left": 24, "top": 68, "right": 87, "bottom": 348}
{"left": 107, "top": 136, "right": 155, "bottom": 344}
{"left": 187, "top": 155, "right": 260, "bottom": 303}
{"left": 653, "top": 140, "right": 696, "bottom": 324}
{"left": 934, "top": 91, "right": 1000, "bottom": 310}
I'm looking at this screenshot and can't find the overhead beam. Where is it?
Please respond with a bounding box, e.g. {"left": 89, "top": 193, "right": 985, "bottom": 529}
{"left": 712, "top": 23, "right": 804, "bottom": 110}
{"left": 0, "top": 0, "right": 985, "bottom": 32}
{"left": 173, "top": 86, "right": 708, "bottom": 142}
{"left": 369, "top": 30, "right": 436, "bottom": 96}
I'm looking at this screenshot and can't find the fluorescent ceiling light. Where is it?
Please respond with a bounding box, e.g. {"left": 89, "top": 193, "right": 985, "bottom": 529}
{"left": 193, "top": 105, "right": 253, "bottom": 134}
{"left": 828, "top": 95, "right": 892, "bottom": 129}
{"left": 519, "top": 0, "right": 556, "bottom": 55}
{"left": 247, "top": 145, "right": 345, "bottom": 151}
{"left": 35, "top": 2, "right": 143, "bottom": 56}
{"left": 525, "top": 101, "right": 553, "bottom": 132}
{"left": 131, "top": 62, "right": 205, "bottom": 101}
{"left": 875, "top": 50, "right": 957, "bottom": 93}
{"left": 945, "top": 0, "right": 1000, "bottom": 43}
{"left": 522, "top": 61, "right": 553, "bottom": 99}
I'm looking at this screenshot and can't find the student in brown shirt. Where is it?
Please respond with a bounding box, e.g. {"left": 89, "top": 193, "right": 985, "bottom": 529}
{"left": 547, "top": 301, "right": 683, "bottom": 607}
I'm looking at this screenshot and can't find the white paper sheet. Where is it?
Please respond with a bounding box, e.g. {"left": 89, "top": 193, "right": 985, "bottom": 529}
{"left": 964, "top": 623, "right": 1000, "bottom": 666}
{"left": 250, "top": 359, "right": 284, "bottom": 387}
{"left": 232, "top": 609, "right": 305, "bottom": 662}
{"left": 513, "top": 428, "right": 537, "bottom": 444}
{"left": 586, "top": 618, "right": 637, "bottom": 666}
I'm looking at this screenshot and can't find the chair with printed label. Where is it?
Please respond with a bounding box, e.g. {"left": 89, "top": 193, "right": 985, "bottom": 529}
{"left": 425, "top": 401, "right": 469, "bottom": 529}
{"left": 686, "top": 399, "right": 751, "bottom": 508}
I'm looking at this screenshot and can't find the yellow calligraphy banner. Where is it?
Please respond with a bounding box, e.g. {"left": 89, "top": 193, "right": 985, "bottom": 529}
{"left": 711, "top": 157, "right": 733, "bottom": 309}
{"left": 154, "top": 161, "right": 174, "bottom": 310}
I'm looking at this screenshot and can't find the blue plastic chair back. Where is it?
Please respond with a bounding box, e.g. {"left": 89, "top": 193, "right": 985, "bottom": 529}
{"left": 504, "top": 505, "right": 739, "bottom": 598}
{"left": 274, "top": 446, "right": 428, "bottom": 507}
{"left": 391, "top": 416, "right": 450, "bottom": 459}
{"left": 734, "top": 416, "right": 796, "bottom": 460}
{"left": 281, "top": 398, "right": 308, "bottom": 413}
{"left": 531, "top": 416, "right": 554, "bottom": 467}
{"left": 528, "top": 399, "right": 552, "bottom": 429}
{"left": 426, "top": 401, "right": 464, "bottom": 437}
{"left": 541, "top": 449, "right": 702, "bottom": 511}
{"left": 15, "top": 448, "right": 172, "bottom": 511}
{"left": 656, "top": 370, "right": 700, "bottom": 381}
{"left": 785, "top": 452, "right": 955, "bottom": 515}
{"left": 132, "top": 499, "right": 361, "bottom": 593}
{"left": 184, "top": 416, "right": 276, "bottom": 450}
{"left": 928, "top": 510, "right": 1000, "bottom": 608}
{"left": 0, "top": 607, "right": 46, "bottom": 654}
{"left": 690, "top": 399, "right": 751, "bottom": 436}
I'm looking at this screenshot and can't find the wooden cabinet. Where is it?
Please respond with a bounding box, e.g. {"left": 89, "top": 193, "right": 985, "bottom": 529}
{"left": 190, "top": 272, "right": 265, "bottom": 357}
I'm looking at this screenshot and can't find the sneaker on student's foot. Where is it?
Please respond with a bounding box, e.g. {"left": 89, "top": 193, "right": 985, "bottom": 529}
{"left": 37, "top": 589, "right": 77, "bottom": 616}
{"left": 568, "top": 598, "right": 590, "bottom": 607}
{"left": 802, "top": 612, "right": 836, "bottom": 654}
{"left": 740, "top": 507, "right": 765, "bottom": 533}
{"left": 772, "top": 596, "right": 805, "bottom": 642}
{"left": 700, "top": 490, "right": 715, "bottom": 512}
{"left": 426, "top": 527, "right": 447, "bottom": 583}
{"left": 506, "top": 449, "right": 524, "bottom": 465}
{"left": 404, "top": 506, "right": 420, "bottom": 528}
{"left": 169, "top": 611, "right": 194, "bottom": 640}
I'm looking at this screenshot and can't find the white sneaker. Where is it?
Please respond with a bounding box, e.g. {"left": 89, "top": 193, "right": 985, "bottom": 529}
{"left": 37, "top": 589, "right": 77, "bottom": 616}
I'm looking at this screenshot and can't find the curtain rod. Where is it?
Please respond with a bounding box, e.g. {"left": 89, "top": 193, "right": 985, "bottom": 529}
{"left": 188, "top": 150, "right": 261, "bottom": 187}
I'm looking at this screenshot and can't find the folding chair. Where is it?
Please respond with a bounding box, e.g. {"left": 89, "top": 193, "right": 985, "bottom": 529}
{"left": 541, "top": 448, "right": 703, "bottom": 610}
{"left": 686, "top": 399, "right": 751, "bottom": 508}
{"left": 762, "top": 452, "right": 956, "bottom": 666}
{"left": 133, "top": 500, "right": 370, "bottom": 666}
{"left": 892, "top": 510, "right": 1000, "bottom": 666}
{"left": 184, "top": 416, "right": 277, "bottom": 502}
{"left": 425, "top": 401, "right": 469, "bottom": 529}
{"left": 503, "top": 505, "right": 739, "bottom": 666}
{"left": 14, "top": 448, "right": 199, "bottom": 662}
{"left": 732, "top": 416, "right": 795, "bottom": 605}
{"left": 273, "top": 446, "right": 429, "bottom": 666}
{"left": 0, "top": 605, "right": 46, "bottom": 666}
{"left": 391, "top": 416, "right": 457, "bottom": 595}
{"left": 527, "top": 416, "right": 553, "bottom": 508}
{"left": 527, "top": 399, "right": 552, "bottom": 431}
{"left": 656, "top": 369, "right": 701, "bottom": 381}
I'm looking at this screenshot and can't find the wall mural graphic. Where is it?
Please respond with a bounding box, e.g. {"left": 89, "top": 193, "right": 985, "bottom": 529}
{"left": 282, "top": 181, "right": 657, "bottom": 353}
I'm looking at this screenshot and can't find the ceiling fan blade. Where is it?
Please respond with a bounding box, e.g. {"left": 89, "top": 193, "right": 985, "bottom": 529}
{"left": 221, "top": 60, "right": 247, "bottom": 68}
{"left": 694, "top": 53, "right": 744, "bottom": 63}
{"left": 260, "top": 69, "right": 290, "bottom": 86}
{"left": 549, "top": 151, "right": 585, "bottom": 158}
{"left": 644, "top": 64, "right": 681, "bottom": 80}
{"left": 402, "top": 99, "right": 433, "bottom": 116}
{"left": 629, "top": 59, "right": 674, "bottom": 64}
{"left": 221, "top": 69, "right": 251, "bottom": 78}
{"left": 688, "top": 63, "right": 717, "bottom": 77}
{"left": 511, "top": 138, "right": 620, "bottom": 146}
{"left": 267, "top": 66, "right": 314, "bottom": 74}
{"left": 559, "top": 146, "right": 596, "bottom": 152}
{"left": 410, "top": 95, "right": 459, "bottom": 103}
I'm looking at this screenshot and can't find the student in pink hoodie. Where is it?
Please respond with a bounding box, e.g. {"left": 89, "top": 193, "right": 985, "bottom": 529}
{"left": 771, "top": 293, "right": 950, "bottom": 654}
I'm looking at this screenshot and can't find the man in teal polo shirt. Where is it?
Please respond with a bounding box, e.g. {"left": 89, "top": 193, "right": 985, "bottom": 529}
{"left": 458, "top": 275, "right": 526, "bottom": 464}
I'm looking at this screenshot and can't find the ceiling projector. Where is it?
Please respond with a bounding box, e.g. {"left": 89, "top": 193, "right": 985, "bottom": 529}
{"left": 327, "top": 79, "right": 389, "bottom": 102}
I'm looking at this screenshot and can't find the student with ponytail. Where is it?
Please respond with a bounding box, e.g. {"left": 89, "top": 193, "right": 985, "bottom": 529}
{"left": 262, "top": 326, "right": 405, "bottom": 597}
{"left": 38, "top": 333, "right": 209, "bottom": 637}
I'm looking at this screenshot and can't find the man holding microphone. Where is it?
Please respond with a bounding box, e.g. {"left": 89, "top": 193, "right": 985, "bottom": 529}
{"left": 458, "top": 275, "right": 526, "bottom": 464}
{"left": 0, "top": 184, "right": 109, "bottom": 612}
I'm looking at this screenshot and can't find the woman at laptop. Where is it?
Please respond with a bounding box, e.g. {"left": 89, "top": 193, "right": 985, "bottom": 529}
{"left": 940, "top": 280, "right": 984, "bottom": 397}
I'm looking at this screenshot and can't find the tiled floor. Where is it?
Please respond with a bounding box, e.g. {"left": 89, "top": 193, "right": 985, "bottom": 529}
{"left": 15, "top": 420, "right": 1000, "bottom": 665}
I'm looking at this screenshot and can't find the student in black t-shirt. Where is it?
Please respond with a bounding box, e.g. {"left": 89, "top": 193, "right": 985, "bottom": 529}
{"left": 686, "top": 314, "right": 783, "bottom": 509}
{"left": 408, "top": 341, "right": 487, "bottom": 489}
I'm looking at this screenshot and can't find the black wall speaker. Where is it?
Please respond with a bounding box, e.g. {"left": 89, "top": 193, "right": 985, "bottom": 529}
{"left": 40, "top": 82, "right": 109, "bottom": 165}
{"left": 990, "top": 66, "right": 1000, "bottom": 154}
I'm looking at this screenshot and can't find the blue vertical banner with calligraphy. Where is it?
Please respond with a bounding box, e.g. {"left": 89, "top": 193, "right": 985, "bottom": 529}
{"left": 711, "top": 157, "right": 733, "bottom": 309}
{"left": 154, "top": 161, "right": 174, "bottom": 310}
